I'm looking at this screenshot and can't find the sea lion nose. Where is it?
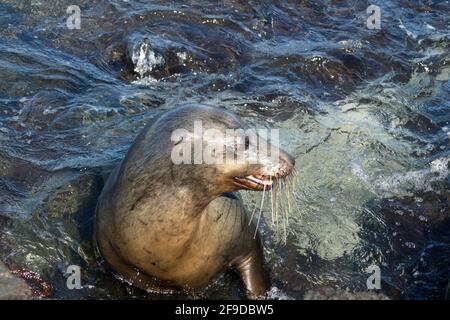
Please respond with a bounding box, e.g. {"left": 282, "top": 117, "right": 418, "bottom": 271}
{"left": 279, "top": 149, "right": 295, "bottom": 168}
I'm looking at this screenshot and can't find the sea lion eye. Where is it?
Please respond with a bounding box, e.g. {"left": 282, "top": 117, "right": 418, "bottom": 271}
{"left": 244, "top": 136, "right": 250, "bottom": 150}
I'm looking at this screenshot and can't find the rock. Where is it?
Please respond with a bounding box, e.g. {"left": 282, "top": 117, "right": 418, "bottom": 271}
{"left": 0, "top": 261, "right": 33, "bottom": 300}
{"left": 41, "top": 173, "right": 103, "bottom": 219}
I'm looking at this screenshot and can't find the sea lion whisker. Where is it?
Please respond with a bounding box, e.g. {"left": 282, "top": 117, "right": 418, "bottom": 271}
{"left": 254, "top": 184, "right": 266, "bottom": 239}
{"left": 291, "top": 169, "right": 296, "bottom": 183}
{"left": 282, "top": 180, "right": 290, "bottom": 244}
{"left": 287, "top": 175, "right": 295, "bottom": 229}
{"left": 279, "top": 179, "right": 285, "bottom": 242}
{"left": 282, "top": 182, "right": 287, "bottom": 242}
{"left": 283, "top": 178, "right": 292, "bottom": 244}
{"left": 270, "top": 176, "right": 275, "bottom": 226}
{"left": 248, "top": 192, "right": 259, "bottom": 226}
{"left": 276, "top": 178, "right": 281, "bottom": 240}
{"left": 285, "top": 175, "right": 292, "bottom": 214}
{"left": 288, "top": 174, "right": 295, "bottom": 214}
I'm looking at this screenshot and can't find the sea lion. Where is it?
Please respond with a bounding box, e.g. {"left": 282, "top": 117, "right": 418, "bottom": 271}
{"left": 94, "top": 104, "right": 295, "bottom": 298}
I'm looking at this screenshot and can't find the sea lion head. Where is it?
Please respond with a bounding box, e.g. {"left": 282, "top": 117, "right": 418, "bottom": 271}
{"left": 137, "top": 104, "right": 295, "bottom": 196}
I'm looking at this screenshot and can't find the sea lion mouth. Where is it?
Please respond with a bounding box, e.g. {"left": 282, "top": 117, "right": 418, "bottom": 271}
{"left": 233, "top": 175, "right": 275, "bottom": 191}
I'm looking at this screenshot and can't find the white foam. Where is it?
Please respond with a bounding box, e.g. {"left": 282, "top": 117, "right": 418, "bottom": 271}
{"left": 354, "top": 156, "right": 450, "bottom": 197}
{"left": 266, "top": 286, "right": 293, "bottom": 300}
{"left": 131, "top": 76, "right": 158, "bottom": 85}
{"left": 131, "top": 39, "right": 164, "bottom": 78}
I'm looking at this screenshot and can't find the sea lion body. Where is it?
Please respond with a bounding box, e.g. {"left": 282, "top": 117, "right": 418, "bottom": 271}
{"left": 95, "top": 104, "right": 294, "bottom": 297}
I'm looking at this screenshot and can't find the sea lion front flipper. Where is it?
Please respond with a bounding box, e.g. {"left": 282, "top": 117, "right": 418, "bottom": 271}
{"left": 234, "top": 239, "right": 270, "bottom": 299}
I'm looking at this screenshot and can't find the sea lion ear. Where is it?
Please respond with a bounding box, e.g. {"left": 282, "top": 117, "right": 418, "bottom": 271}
{"left": 170, "top": 129, "right": 194, "bottom": 165}
{"left": 170, "top": 128, "right": 193, "bottom": 145}
{"left": 173, "top": 135, "right": 184, "bottom": 146}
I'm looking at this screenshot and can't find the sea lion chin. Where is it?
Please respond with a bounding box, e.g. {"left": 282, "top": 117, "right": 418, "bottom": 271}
{"left": 94, "top": 103, "right": 295, "bottom": 298}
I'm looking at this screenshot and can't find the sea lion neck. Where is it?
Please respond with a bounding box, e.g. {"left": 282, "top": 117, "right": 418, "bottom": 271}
{"left": 170, "top": 183, "right": 217, "bottom": 216}
{"left": 114, "top": 161, "right": 218, "bottom": 218}
{"left": 166, "top": 168, "right": 222, "bottom": 216}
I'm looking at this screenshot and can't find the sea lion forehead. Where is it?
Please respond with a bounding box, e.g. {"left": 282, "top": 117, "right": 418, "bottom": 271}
{"left": 162, "top": 104, "right": 246, "bottom": 129}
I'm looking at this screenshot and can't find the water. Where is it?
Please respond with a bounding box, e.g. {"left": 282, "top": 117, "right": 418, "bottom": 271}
{"left": 0, "top": 0, "right": 449, "bottom": 299}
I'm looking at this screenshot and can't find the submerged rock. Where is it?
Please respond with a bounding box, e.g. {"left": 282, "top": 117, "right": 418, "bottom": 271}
{"left": 304, "top": 287, "right": 389, "bottom": 300}
{"left": 365, "top": 189, "right": 450, "bottom": 299}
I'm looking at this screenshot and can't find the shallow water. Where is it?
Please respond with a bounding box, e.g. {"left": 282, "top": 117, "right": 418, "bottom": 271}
{"left": 0, "top": 0, "right": 449, "bottom": 299}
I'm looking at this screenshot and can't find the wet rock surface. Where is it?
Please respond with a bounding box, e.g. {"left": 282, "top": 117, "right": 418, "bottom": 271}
{"left": 0, "top": 261, "right": 33, "bottom": 299}
{"left": 364, "top": 189, "right": 450, "bottom": 299}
